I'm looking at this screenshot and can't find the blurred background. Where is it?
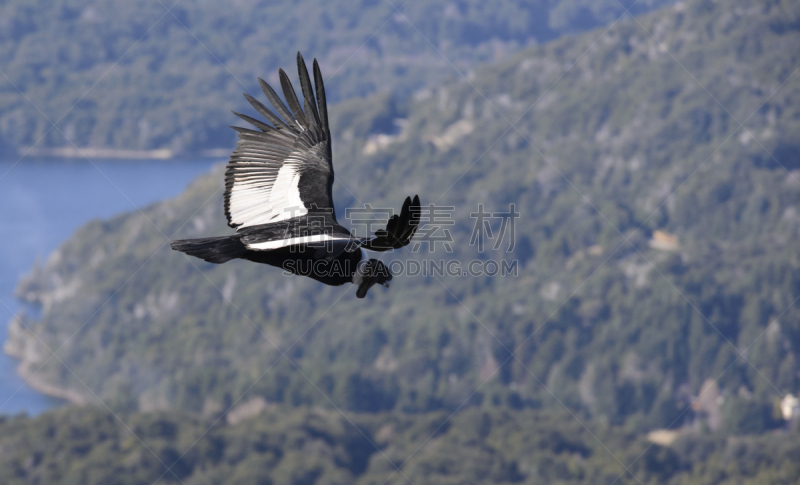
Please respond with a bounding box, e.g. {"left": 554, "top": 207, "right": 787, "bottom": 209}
{"left": 1, "top": 0, "right": 799, "bottom": 483}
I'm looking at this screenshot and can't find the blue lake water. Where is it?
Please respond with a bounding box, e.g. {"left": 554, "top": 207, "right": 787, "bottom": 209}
{"left": 0, "top": 157, "right": 221, "bottom": 415}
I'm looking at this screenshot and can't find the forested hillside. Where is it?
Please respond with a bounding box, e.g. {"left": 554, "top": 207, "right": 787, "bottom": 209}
{"left": 0, "top": 0, "right": 672, "bottom": 153}
{"left": 1, "top": 405, "right": 798, "bottom": 484}
{"left": 12, "top": 0, "right": 800, "bottom": 425}
{"left": 6, "top": 0, "right": 800, "bottom": 482}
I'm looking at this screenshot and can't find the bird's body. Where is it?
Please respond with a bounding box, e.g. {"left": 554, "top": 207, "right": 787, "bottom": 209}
{"left": 171, "top": 53, "right": 420, "bottom": 298}
{"left": 244, "top": 246, "right": 368, "bottom": 288}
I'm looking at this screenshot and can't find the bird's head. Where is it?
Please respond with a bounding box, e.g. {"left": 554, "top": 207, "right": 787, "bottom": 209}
{"left": 355, "top": 259, "right": 392, "bottom": 298}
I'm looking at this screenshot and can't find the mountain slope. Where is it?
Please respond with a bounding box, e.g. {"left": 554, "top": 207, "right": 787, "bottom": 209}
{"left": 10, "top": 0, "right": 800, "bottom": 440}
{"left": 0, "top": 0, "right": 674, "bottom": 153}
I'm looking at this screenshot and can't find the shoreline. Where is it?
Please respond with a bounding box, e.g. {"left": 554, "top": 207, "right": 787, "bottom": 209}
{"left": 3, "top": 321, "right": 85, "bottom": 406}
{"left": 0, "top": 157, "right": 224, "bottom": 411}
{"left": 16, "top": 361, "right": 85, "bottom": 405}
{"left": 3, "top": 340, "right": 85, "bottom": 406}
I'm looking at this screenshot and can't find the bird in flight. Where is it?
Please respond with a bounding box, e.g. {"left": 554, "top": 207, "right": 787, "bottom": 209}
{"left": 172, "top": 53, "right": 421, "bottom": 298}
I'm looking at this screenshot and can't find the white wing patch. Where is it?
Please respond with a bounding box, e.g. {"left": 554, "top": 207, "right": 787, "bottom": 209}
{"left": 227, "top": 151, "right": 309, "bottom": 229}
{"left": 246, "top": 234, "right": 351, "bottom": 251}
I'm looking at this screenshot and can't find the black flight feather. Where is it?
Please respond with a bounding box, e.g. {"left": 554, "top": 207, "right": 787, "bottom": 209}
{"left": 360, "top": 195, "right": 421, "bottom": 251}
{"left": 229, "top": 126, "right": 273, "bottom": 141}
{"left": 296, "top": 53, "right": 320, "bottom": 129}
{"left": 278, "top": 68, "right": 308, "bottom": 129}
{"left": 243, "top": 93, "right": 293, "bottom": 133}
{"left": 258, "top": 77, "right": 299, "bottom": 133}
{"left": 231, "top": 111, "right": 275, "bottom": 133}
{"left": 313, "top": 59, "right": 330, "bottom": 142}
{"left": 229, "top": 126, "right": 263, "bottom": 136}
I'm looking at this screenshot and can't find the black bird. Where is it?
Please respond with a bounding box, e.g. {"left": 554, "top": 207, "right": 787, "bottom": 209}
{"left": 171, "top": 53, "right": 421, "bottom": 298}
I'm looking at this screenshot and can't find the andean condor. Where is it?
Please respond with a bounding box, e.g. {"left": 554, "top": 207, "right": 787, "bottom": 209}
{"left": 171, "top": 53, "right": 421, "bottom": 298}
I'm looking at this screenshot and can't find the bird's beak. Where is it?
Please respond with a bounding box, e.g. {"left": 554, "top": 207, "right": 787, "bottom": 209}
{"left": 381, "top": 281, "right": 391, "bottom": 288}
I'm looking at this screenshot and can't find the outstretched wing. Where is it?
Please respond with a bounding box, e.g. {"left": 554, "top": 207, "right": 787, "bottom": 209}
{"left": 224, "top": 53, "right": 334, "bottom": 230}
{"left": 360, "top": 195, "right": 421, "bottom": 252}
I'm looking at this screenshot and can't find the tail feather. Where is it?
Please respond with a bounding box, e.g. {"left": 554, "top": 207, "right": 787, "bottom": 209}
{"left": 170, "top": 236, "right": 246, "bottom": 264}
